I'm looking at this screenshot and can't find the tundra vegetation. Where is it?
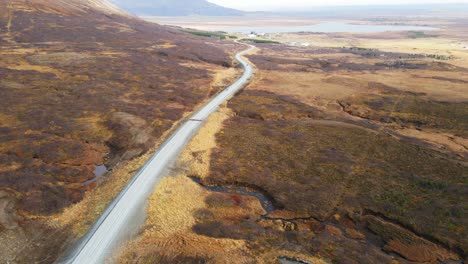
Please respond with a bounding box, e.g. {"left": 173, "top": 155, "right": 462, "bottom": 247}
{"left": 186, "top": 30, "right": 237, "bottom": 40}
{"left": 1, "top": 1, "right": 468, "bottom": 263}
{"left": 121, "top": 18, "right": 468, "bottom": 263}
{"left": 242, "top": 38, "right": 281, "bottom": 44}
{"left": 0, "top": 0, "right": 241, "bottom": 262}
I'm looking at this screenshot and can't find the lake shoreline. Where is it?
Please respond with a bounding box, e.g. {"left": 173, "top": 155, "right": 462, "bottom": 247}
{"left": 143, "top": 17, "right": 439, "bottom": 34}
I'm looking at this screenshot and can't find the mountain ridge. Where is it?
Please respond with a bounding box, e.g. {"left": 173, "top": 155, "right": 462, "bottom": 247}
{"left": 0, "top": 0, "right": 129, "bottom": 16}
{"left": 111, "top": 0, "right": 244, "bottom": 16}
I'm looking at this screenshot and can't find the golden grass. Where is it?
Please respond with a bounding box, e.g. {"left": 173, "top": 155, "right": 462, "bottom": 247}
{"left": 44, "top": 68, "right": 235, "bottom": 238}
{"left": 179, "top": 61, "right": 243, "bottom": 95}
{"left": 0, "top": 48, "right": 39, "bottom": 55}
{"left": 395, "top": 128, "right": 468, "bottom": 157}
{"left": 0, "top": 162, "right": 21, "bottom": 173}
{"left": 178, "top": 107, "right": 232, "bottom": 179}
{"left": 115, "top": 107, "right": 253, "bottom": 263}
{"left": 0, "top": 50, "right": 243, "bottom": 261}
{"left": 144, "top": 176, "right": 205, "bottom": 234}
{"left": 4, "top": 60, "right": 66, "bottom": 79}
{"left": 359, "top": 71, "right": 468, "bottom": 102}
{"left": 361, "top": 38, "right": 468, "bottom": 68}
{"left": 270, "top": 29, "right": 468, "bottom": 68}
{"left": 96, "top": 23, "right": 136, "bottom": 34}
{"left": 211, "top": 67, "right": 240, "bottom": 89}
{"left": 116, "top": 104, "right": 329, "bottom": 263}
{"left": 101, "top": 21, "right": 468, "bottom": 263}
{"left": 116, "top": 175, "right": 250, "bottom": 263}
{"left": 151, "top": 43, "right": 176, "bottom": 49}
{"left": 0, "top": 113, "right": 20, "bottom": 127}
{"left": 98, "top": 51, "right": 127, "bottom": 57}
{"left": 47, "top": 153, "right": 153, "bottom": 235}
{"left": 47, "top": 114, "right": 192, "bottom": 236}
{"left": 0, "top": 79, "right": 29, "bottom": 89}
{"left": 74, "top": 115, "right": 114, "bottom": 141}
{"left": 2, "top": 57, "right": 88, "bottom": 81}
{"left": 250, "top": 70, "right": 363, "bottom": 112}
{"left": 248, "top": 65, "right": 468, "bottom": 157}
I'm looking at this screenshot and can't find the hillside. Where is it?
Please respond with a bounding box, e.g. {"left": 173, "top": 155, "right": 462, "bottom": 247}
{"left": 0, "top": 0, "right": 128, "bottom": 16}
{"left": 0, "top": 0, "right": 239, "bottom": 262}
{"left": 112, "top": 0, "right": 244, "bottom": 16}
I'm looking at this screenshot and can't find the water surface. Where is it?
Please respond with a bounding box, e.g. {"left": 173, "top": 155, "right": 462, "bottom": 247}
{"left": 278, "top": 256, "right": 311, "bottom": 264}
{"left": 223, "top": 22, "right": 438, "bottom": 34}
{"left": 189, "top": 176, "right": 275, "bottom": 213}
{"left": 83, "top": 165, "right": 109, "bottom": 185}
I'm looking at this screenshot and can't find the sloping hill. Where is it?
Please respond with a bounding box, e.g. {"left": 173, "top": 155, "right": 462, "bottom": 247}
{"left": 112, "top": 0, "right": 244, "bottom": 16}
{"left": 0, "top": 0, "right": 233, "bottom": 213}
{"left": 0, "top": 0, "right": 237, "bottom": 261}
{"left": 1, "top": 0, "right": 128, "bottom": 16}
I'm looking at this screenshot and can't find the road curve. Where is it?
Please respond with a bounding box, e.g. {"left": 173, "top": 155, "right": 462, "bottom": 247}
{"left": 60, "top": 43, "right": 255, "bottom": 264}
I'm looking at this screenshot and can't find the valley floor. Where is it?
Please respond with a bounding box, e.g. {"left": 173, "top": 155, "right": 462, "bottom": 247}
{"left": 117, "top": 16, "right": 468, "bottom": 264}
{"left": 1, "top": 6, "right": 467, "bottom": 263}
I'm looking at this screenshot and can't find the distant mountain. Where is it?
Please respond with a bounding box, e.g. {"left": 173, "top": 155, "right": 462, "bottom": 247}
{"left": 0, "top": 0, "right": 129, "bottom": 16}
{"left": 276, "top": 3, "right": 468, "bottom": 17}
{"left": 112, "top": 0, "right": 244, "bottom": 16}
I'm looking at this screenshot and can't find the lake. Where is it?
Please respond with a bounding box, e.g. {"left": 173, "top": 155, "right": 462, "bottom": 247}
{"left": 222, "top": 22, "right": 439, "bottom": 34}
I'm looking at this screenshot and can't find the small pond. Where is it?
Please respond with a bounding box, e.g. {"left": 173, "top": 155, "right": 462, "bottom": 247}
{"left": 83, "top": 165, "right": 109, "bottom": 186}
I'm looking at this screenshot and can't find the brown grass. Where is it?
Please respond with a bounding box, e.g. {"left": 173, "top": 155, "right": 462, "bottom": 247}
{"left": 395, "top": 128, "right": 467, "bottom": 157}
{"left": 358, "top": 71, "right": 468, "bottom": 102}
{"left": 47, "top": 102, "right": 207, "bottom": 235}
{"left": 246, "top": 43, "right": 468, "bottom": 159}
{"left": 117, "top": 36, "right": 467, "bottom": 262}
{"left": 0, "top": 114, "right": 195, "bottom": 264}
{"left": 47, "top": 59, "right": 242, "bottom": 235}
{"left": 115, "top": 106, "right": 254, "bottom": 263}
{"left": 116, "top": 175, "right": 251, "bottom": 264}
{"left": 117, "top": 106, "right": 328, "bottom": 263}
{"left": 3, "top": 59, "right": 68, "bottom": 80}
{"left": 178, "top": 107, "right": 233, "bottom": 179}
{"left": 0, "top": 113, "right": 20, "bottom": 127}
{"left": 252, "top": 70, "right": 365, "bottom": 110}
{"left": 151, "top": 43, "right": 177, "bottom": 49}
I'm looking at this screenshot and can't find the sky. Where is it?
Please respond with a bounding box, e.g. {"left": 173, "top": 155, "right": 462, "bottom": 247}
{"left": 207, "top": 0, "right": 468, "bottom": 11}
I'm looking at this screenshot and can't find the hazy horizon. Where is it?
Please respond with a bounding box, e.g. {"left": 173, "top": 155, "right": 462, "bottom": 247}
{"left": 207, "top": 0, "right": 468, "bottom": 11}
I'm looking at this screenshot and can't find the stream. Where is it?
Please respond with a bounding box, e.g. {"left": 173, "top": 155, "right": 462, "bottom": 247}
{"left": 188, "top": 176, "right": 275, "bottom": 213}
{"left": 278, "top": 257, "right": 312, "bottom": 264}
{"left": 187, "top": 177, "right": 461, "bottom": 264}
{"left": 189, "top": 176, "right": 314, "bottom": 264}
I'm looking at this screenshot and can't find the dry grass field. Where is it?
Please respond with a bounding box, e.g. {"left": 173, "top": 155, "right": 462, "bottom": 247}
{"left": 0, "top": 1, "right": 244, "bottom": 262}
{"left": 247, "top": 42, "right": 468, "bottom": 159}
{"left": 118, "top": 108, "right": 329, "bottom": 264}
{"left": 123, "top": 16, "right": 468, "bottom": 264}
{"left": 1, "top": 2, "right": 467, "bottom": 262}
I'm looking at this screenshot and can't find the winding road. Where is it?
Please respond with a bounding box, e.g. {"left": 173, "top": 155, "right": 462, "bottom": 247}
{"left": 60, "top": 43, "right": 255, "bottom": 264}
